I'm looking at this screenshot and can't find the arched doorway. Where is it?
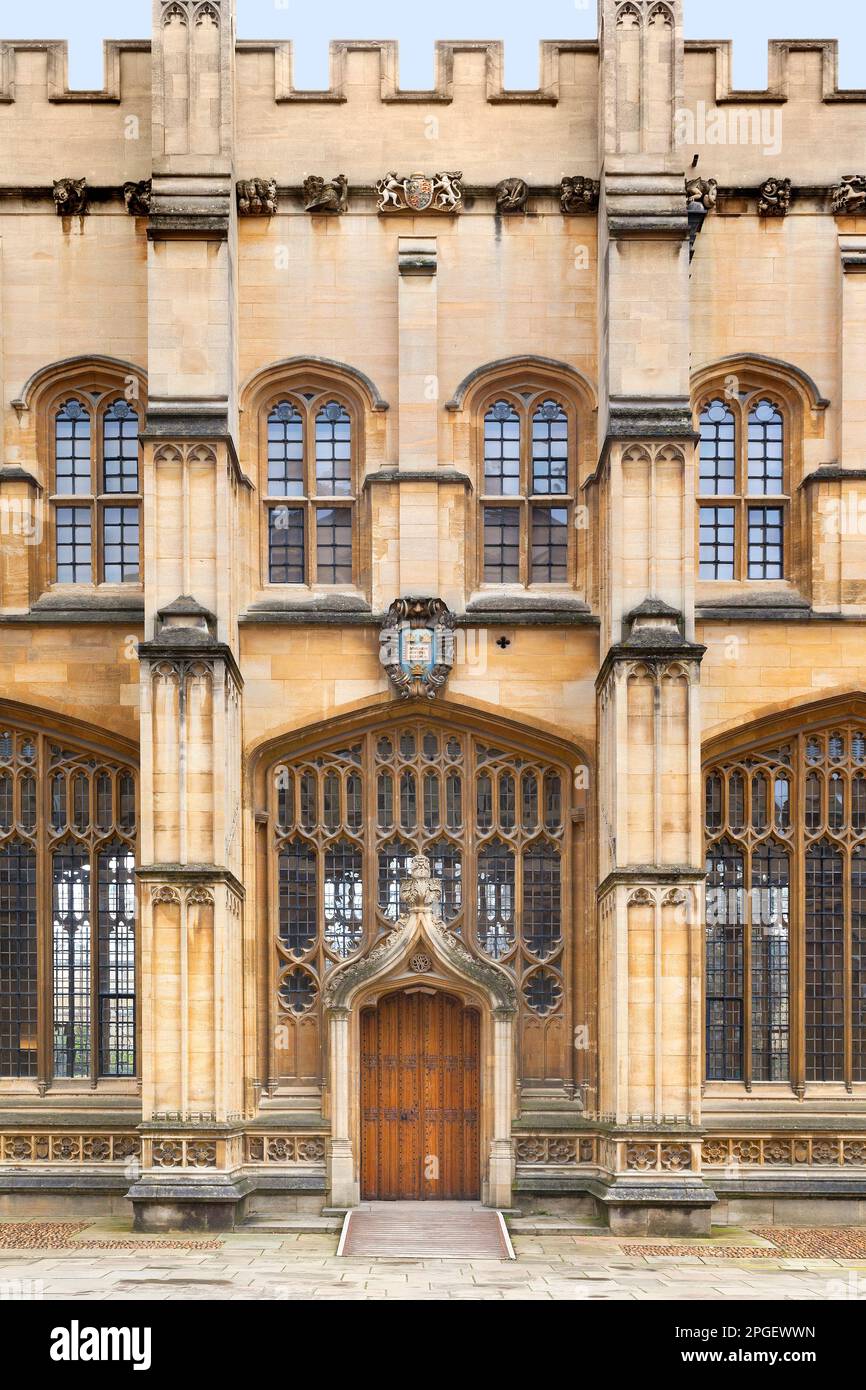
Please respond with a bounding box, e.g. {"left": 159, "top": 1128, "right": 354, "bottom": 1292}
{"left": 360, "top": 989, "right": 480, "bottom": 1200}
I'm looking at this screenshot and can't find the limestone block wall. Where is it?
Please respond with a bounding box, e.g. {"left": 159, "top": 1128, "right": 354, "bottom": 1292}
{"left": 699, "top": 623, "right": 866, "bottom": 743}
{"left": 0, "top": 43, "right": 152, "bottom": 185}
{"left": 0, "top": 625, "right": 139, "bottom": 739}
{"left": 234, "top": 41, "right": 599, "bottom": 184}
{"left": 682, "top": 42, "right": 866, "bottom": 187}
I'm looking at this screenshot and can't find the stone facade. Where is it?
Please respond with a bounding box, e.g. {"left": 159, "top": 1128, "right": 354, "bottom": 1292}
{"left": 1, "top": 2, "right": 866, "bottom": 1232}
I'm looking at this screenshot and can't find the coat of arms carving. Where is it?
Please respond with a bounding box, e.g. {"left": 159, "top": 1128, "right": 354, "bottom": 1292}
{"left": 376, "top": 171, "right": 464, "bottom": 214}
{"left": 379, "top": 597, "right": 456, "bottom": 699}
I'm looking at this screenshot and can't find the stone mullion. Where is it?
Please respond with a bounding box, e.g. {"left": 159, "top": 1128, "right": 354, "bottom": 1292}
{"left": 36, "top": 733, "right": 51, "bottom": 1093}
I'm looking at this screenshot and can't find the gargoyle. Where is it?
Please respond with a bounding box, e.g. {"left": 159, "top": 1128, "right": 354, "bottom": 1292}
{"left": 53, "top": 178, "right": 88, "bottom": 217}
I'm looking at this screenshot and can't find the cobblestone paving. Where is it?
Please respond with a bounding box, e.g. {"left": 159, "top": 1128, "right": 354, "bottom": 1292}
{"left": 0, "top": 1222, "right": 865, "bottom": 1299}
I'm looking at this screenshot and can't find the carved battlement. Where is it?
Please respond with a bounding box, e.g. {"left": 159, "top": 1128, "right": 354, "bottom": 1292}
{"left": 236, "top": 38, "right": 596, "bottom": 106}
{"left": 0, "top": 39, "right": 150, "bottom": 103}
{"left": 1, "top": 33, "right": 863, "bottom": 109}
{"left": 684, "top": 39, "right": 866, "bottom": 106}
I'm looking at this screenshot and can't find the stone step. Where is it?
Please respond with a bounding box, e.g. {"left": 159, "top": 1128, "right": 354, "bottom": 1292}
{"left": 506, "top": 1217, "right": 607, "bottom": 1235}
{"left": 339, "top": 1201, "right": 513, "bottom": 1259}
{"left": 238, "top": 1214, "right": 343, "bottom": 1234}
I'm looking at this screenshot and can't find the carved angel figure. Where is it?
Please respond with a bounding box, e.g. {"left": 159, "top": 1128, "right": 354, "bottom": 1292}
{"left": 495, "top": 177, "right": 529, "bottom": 214}
{"left": 758, "top": 177, "right": 791, "bottom": 217}
{"left": 560, "top": 175, "right": 600, "bottom": 214}
{"left": 53, "top": 178, "right": 88, "bottom": 217}
{"left": 303, "top": 174, "right": 349, "bottom": 214}
{"left": 685, "top": 176, "right": 718, "bottom": 212}
{"left": 832, "top": 175, "right": 866, "bottom": 216}
{"left": 236, "top": 178, "right": 278, "bottom": 216}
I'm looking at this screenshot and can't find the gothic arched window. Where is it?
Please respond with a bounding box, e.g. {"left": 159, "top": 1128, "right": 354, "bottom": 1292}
{"left": 264, "top": 391, "right": 356, "bottom": 586}
{"left": 270, "top": 720, "right": 573, "bottom": 1085}
{"left": 52, "top": 393, "right": 142, "bottom": 585}
{"left": 479, "top": 392, "right": 575, "bottom": 586}
{"left": 705, "top": 714, "right": 866, "bottom": 1089}
{"left": 697, "top": 391, "right": 787, "bottom": 581}
{"left": 0, "top": 720, "right": 137, "bottom": 1082}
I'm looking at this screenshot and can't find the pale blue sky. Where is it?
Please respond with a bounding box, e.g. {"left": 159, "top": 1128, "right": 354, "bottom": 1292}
{"left": 3, "top": 0, "right": 864, "bottom": 92}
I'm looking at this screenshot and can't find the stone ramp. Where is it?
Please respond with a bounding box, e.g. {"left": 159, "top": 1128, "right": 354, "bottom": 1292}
{"left": 339, "top": 1201, "right": 513, "bottom": 1260}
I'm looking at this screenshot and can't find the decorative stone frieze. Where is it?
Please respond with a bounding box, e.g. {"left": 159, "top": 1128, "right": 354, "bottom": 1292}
{"left": 149, "top": 883, "right": 215, "bottom": 907}
{"left": 245, "top": 1136, "right": 327, "bottom": 1163}
{"left": 702, "top": 1137, "right": 866, "bottom": 1167}
{"left": 303, "top": 174, "right": 348, "bottom": 213}
{"left": 758, "top": 176, "right": 792, "bottom": 217}
{"left": 0, "top": 1134, "right": 141, "bottom": 1163}
{"left": 560, "top": 175, "right": 599, "bottom": 213}
{"left": 376, "top": 170, "right": 463, "bottom": 213}
{"left": 53, "top": 177, "right": 88, "bottom": 216}
{"left": 625, "top": 1141, "right": 698, "bottom": 1172}
{"left": 515, "top": 1135, "right": 598, "bottom": 1165}
{"left": 149, "top": 1137, "right": 219, "bottom": 1168}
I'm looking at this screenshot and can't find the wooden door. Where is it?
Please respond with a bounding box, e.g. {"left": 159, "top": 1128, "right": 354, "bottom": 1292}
{"left": 360, "top": 990, "right": 480, "bottom": 1200}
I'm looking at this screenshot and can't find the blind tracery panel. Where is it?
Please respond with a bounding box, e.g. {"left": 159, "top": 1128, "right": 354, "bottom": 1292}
{"left": 271, "top": 721, "right": 572, "bottom": 1083}
{"left": 0, "top": 725, "right": 137, "bottom": 1082}
{"left": 705, "top": 719, "right": 866, "bottom": 1088}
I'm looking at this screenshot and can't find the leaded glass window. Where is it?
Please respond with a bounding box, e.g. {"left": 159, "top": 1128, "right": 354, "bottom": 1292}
{"left": 697, "top": 390, "right": 788, "bottom": 581}
{"left": 480, "top": 391, "right": 576, "bottom": 587}
{"left": 52, "top": 394, "right": 141, "bottom": 585}
{"left": 271, "top": 722, "right": 572, "bottom": 1085}
{"left": 705, "top": 718, "right": 866, "bottom": 1088}
{"left": 264, "top": 391, "right": 356, "bottom": 586}
{"left": 0, "top": 723, "right": 137, "bottom": 1081}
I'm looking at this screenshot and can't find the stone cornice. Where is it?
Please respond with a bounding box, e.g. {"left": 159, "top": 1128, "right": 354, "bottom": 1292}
{"left": 595, "top": 639, "right": 706, "bottom": 691}
{"left": 135, "top": 864, "right": 246, "bottom": 900}
{"left": 138, "top": 638, "right": 244, "bottom": 691}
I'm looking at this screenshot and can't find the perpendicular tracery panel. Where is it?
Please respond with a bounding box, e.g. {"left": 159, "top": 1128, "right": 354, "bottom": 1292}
{"left": 705, "top": 716, "right": 866, "bottom": 1092}
{"left": 268, "top": 717, "right": 579, "bottom": 1089}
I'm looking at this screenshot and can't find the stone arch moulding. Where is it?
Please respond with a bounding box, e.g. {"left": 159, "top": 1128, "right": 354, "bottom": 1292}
{"left": 445, "top": 354, "right": 598, "bottom": 414}
{"left": 247, "top": 693, "right": 592, "bottom": 802}
{"left": 323, "top": 854, "right": 518, "bottom": 1211}
{"left": 11, "top": 355, "right": 148, "bottom": 416}
{"left": 690, "top": 353, "right": 830, "bottom": 424}
{"left": 702, "top": 689, "right": 866, "bottom": 766}
{"left": 238, "top": 356, "right": 390, "bottom": 415}
{"left": 0, "top": 696, "right": 139, "bottom": 766}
